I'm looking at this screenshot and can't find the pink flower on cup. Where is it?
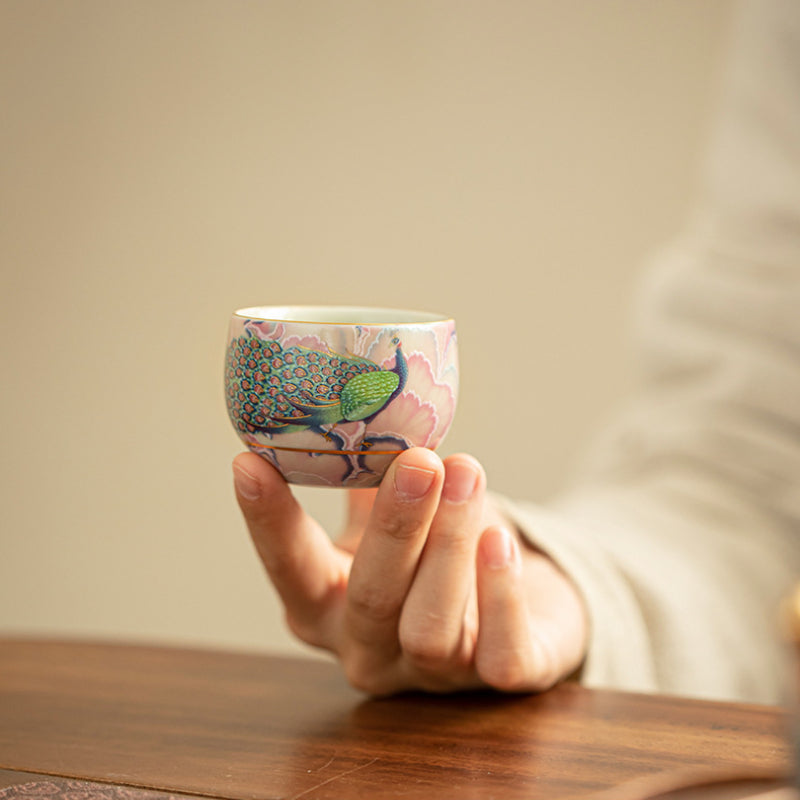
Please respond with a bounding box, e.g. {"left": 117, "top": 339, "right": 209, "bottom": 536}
{"left": 366, "top": 351, "right": 456, "bottom": 450}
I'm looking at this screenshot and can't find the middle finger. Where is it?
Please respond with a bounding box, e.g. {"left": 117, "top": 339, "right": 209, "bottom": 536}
{"left": 341, "top": 448, "right": 444, "bottom": 677}
{"left": 398, "top": 455, "right": 485, "bottom": 670}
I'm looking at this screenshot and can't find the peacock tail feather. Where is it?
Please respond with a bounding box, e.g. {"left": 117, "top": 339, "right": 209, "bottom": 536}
{"left": 225, "top": 333, "right": 389, "bottom": 436}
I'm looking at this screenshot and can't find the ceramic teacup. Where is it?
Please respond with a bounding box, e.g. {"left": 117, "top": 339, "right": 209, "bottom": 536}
{"left": 225, "top": 305, "right": 458, "bottom": 488}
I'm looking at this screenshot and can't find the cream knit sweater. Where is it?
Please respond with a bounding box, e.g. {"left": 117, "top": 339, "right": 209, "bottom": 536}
{"left": 504, "top": 0, "right": 800, "bottom": 705}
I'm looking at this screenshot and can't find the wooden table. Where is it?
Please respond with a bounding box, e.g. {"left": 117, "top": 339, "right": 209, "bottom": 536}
{"left": 0, "top": 639, "right": 795, "bottom": 800}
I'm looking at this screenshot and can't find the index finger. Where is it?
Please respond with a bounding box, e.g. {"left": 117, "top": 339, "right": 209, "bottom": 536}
{"left": 337, "top": 488, "right": 379, "bottom": 554}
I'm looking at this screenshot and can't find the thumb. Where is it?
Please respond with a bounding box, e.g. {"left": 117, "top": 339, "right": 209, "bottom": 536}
{"left": 232, "top": 452, "right": 348, "bottom": 648}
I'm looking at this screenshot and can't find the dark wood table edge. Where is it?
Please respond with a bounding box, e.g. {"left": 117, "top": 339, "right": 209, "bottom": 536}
{"left": 1, "top": 633, "right": 792, "bottom": 716}
{"left": 1, "top": 636, "right": 796, "bottom": 800}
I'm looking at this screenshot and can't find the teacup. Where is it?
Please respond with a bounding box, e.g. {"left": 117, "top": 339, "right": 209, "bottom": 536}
{"left": 225, "top": 305, "right": 458, "bottom": 488}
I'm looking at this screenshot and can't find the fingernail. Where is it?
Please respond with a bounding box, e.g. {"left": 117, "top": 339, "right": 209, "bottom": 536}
{"left": 442, "top": 462, "right": 480, "bottom": 504}
{"left": 394, "top": 464, "right": 436, "bottom": 500}
{"left": 483, "top": 527, "right": 519, "bottom": 570}
{"left": 233, "top": 463, "right": 261, "bottom": 501}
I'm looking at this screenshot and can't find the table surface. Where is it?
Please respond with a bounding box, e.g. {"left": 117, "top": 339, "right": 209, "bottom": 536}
{"left": 0, "top": 639, "right": 795, "bottom": 800}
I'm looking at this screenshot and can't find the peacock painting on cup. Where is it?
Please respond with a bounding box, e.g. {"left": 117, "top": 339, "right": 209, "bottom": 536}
{"left": 226, "top": 334, "right": 408, "bottom": 446}
{"left": 225, "top": 318, "right": 458, "bottom": 487}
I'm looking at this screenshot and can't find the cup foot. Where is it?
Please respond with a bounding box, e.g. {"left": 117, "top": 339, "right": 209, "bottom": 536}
{"left": 250, "top": 444, "right": 401, "bottom": 488}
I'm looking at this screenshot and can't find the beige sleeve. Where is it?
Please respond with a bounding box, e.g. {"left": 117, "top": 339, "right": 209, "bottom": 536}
{"left": 502, "top": 0, "right": 800, "bottom": 704}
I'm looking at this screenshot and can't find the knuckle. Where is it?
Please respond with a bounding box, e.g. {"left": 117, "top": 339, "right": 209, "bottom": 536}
{"left": 399, "top": 613, "right": 460, "bottom": 667}
{"left": 347, "top": 585, "right": 399, "bottom": 627}
{"left": 342, "top": 662, "right": 375, "bottom": 693}
{"left": 341, "top": 653, "right": 393, "bottom": 696}
{"left": 402, "top": 634, "right": 452, "bottom": 668}
{"left": 477, "top": 635, "right": 561, "bottom": 693}
{"left": 428, "top": 526, "right": 475, "bottom": 557}
{"left": 374, "top": 512, "right": 424, "bottom": 543}
{"left": 477, "top": 652, "right": 531, "bottom": 693}
{"left": 284, "top": 611, "right": 325, "bottom": 650}
{"left": 527, "top": 633, "right": 562, "bottom": 690}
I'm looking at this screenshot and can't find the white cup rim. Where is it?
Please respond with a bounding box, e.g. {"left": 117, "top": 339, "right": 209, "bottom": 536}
{"left": 234, "top": 305, "right": 452, "bottom": 325}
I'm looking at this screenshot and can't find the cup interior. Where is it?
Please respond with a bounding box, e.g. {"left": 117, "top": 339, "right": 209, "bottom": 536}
{"left": 234, "top": 305, "right": 449, "bottom": 325}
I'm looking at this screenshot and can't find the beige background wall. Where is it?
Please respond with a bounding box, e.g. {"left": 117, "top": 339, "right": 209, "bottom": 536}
{"left": 1, "top": 1, "right": 732, "bottom": 657}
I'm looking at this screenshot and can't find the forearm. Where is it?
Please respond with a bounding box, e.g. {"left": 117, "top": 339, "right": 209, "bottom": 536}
{"left": 504, "top": 0, "right": 800, "bottom": 704}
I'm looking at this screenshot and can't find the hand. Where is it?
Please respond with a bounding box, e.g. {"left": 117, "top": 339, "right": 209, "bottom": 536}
{"left": 232, "top": 447, "right": 588, "bottom": 695}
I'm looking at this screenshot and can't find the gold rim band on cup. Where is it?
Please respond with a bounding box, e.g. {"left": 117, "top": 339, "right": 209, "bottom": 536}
{"left": 247, "top": 442, "right": 406, "bottom": 456}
